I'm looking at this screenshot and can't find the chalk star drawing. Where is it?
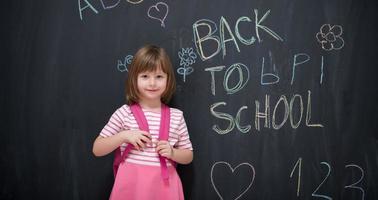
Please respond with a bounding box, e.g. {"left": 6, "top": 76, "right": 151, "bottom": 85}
{"left": 147, "top": 2, "right": 169, "bottom": 27}
{"left": 210, "top": 161, "right": 255, "bottom": 200}
{"left": 177, "top": 47, "right": 197, "bottom": 82}
{"left": 316, "top": 24, "right": 344, "bottom": 51}
{"left": 117, "top": 55, "right": 133, "bottom": 72}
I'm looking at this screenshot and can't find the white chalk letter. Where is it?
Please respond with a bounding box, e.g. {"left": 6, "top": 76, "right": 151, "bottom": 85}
{"left": 305, "top": 90, "right": 323, "bottom": 127}
{"left": 254, "top": 9, "right": 284, "bottom": 42}
{"left": 289, "top": 94, "right": 303, "bottom": 129}
{"left": 205, "top": 66, "right": 226, "bottom": 96}
{"left": 235, "top": 16, "right": 256, "bottom": 45}
{"left": 78, "top": 0, "right": 98, "bottom": 21}
{"left": 235, "top": 106, "right": 251, "bottom": 133}
{"left": 255, "top": 95, "right": 271, "bottom": 131}
{"left": 291, "top": 53, "right": 310, "bottom": 85}
{"left": 223, "top": 63, "right": 250, "bottom": 95}
{"left": 210, "top": 102, "right": 235, "bottom": 134}
{"left": 272, "top": 95, "right": 289, "bottom": 130}
{"left": 261, "top": 52, "right": 280, "bottom": 85}
{"left": 220, "top": 16, "right": 241, "bottom": 58}
{"left": 193, "top": 19, "right": 221, "bottom": 61}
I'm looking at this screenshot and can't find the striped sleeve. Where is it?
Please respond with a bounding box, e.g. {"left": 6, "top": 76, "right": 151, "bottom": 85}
{"left": 100, "top": 105, "right": 129, "bottom": 137}
{"left": 174, "top": 111, "right": 193, "bottom": 150}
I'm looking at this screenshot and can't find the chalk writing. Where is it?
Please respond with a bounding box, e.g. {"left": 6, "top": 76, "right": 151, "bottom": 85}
{"left": 177, "top": 48, "right": 197, "bottom": 82}
{"left": 205, "top": 66, "right": 226, "bottom": 96}
{"left": 211, "top": 161, "right": 255, "bottom": 200}
{"left": 316, "top": 24, "right": 345, "bottom": 51}
{"left": 254, "top": 95, "right": 270, "bottom": 131}
{"left": 147, "top": 2, "right": 169, "bottom": 27}
{"left": 235, "top": 106, "right": 251, "bottom": 133}
{"left": 235, "top": 16, "right": 256, "bottom": 45}
{"left": 291, "top": 53, "right": 310, "bottom": 85}
{"left": 272, "top": 95, "right": 289, "bottom": 130}
{"left": 100, "top": 0, "right": 120, "bottom": 9}
{"left": 192, "top": 19, "right": 220, "bottom": 61}
{"left": 223, "top": 63, "right": 250, "bottom": 95}
{"left": 210, "top": 90, "right": 322, "bottom": 134}
{"left": 289, "top": 94, "right": 304, "bottom": 129}
{"left": 261, "top": 51, "right": 279, "bottom": 85}
{"left": 210, "top": 102, "right": 252, "bottom": 134}
{"left": 305, "top": 90, "right": 323, "bottom": 127}
{"left": 78, "top": 0, "right": 99, "bottom": 21}
{"left": 193, "top": 10, "right": 284, "bottom": 61}
{"left": 210, "top": 102, "right": 235, "bottom": 135}
{"left": 205, "top": 52, "right": 325, "bottom": 96}
{"left": 78, "top": 0, "right": 144, "bottom": 20}
{"left": 289, "top": 159, "right": 366, "bottom": 199}
{"left": 253, "top": 9, "right": 284, "bottom": 42}
{"left": 255, "top": 91, "right": 320, "bottom": 131}
{"left": 345, "top": 164, "right": 365, "bottom": 200}
{"left": 312, "top": 162, "right": 332, "bottom": 200}
{"left": 219, "top": 17, "right": 241, "bottom": 58}
{"left": 205, "top": 63, "right": 249, "bottom": 96}
{"left": 320, "top": 55, "right": 324, "bottom": 84}
{"left": 290, "top": 53, "right": 326, "bottom": 85}
{"left": 290, "top": 157, "right": 303, "bottom": 197}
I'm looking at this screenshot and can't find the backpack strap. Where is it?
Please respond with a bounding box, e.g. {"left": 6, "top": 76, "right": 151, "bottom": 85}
{"left": 113, "top": 103, "right": 171, "bottom": 180}
{"left": 130, "top": 103, "right": 149, "bottom": 132}
{"left": 158, "top": 104, "right": 170, "bottom": 180}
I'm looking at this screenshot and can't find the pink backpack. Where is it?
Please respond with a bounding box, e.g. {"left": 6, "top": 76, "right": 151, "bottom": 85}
{"left": 112, "top": 103, "right": 171, "bottom": 180}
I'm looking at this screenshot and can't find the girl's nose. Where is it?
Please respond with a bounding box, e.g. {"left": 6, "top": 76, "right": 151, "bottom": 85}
{"left": 148, "top": 77, "right": 156, "bottom": 86}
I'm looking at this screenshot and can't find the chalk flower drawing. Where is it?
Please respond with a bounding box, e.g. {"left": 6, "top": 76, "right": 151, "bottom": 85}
{"left": 117, "top": 55, "right": 133, "bottom": 72}
{"left": 316, "top": 24, "right": 344, "bottom": 51}
{"left": 177, "top": 47, "right": 197, "bottom": 82}
{"left": 179, "top": 47, "right": 197, "bottom": 67}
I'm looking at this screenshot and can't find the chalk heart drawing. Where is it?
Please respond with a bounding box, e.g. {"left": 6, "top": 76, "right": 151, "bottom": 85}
{"left": 211, "top": 161, "right": 255, "bottom": 200}
{"left": 147, "top": 2, "right": 169, "bottom": 27}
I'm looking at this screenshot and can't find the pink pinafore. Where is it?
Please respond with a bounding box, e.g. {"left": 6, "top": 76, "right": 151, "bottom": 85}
{"left": 110, "top": 104, "right": 184, "bottom": 200}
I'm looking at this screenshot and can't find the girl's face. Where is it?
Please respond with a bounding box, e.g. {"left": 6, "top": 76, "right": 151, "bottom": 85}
{"left": 137, "top": 67, "right": 167, "bottom": 104}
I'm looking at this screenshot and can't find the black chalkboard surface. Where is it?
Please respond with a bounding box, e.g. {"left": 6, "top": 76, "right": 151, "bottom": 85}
{"left": 2, "top": 0, "right": 378, "bottom": 199}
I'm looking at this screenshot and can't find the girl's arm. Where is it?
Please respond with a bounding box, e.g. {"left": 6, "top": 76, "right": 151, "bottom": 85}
{"left": 93, "top": 130, "right": 152, "bottom": 157}
{"left": 171, "top": 148, "right": 193, "bottom": 164}
{"left": 92, "top": 132, "right": 128, "bottom": 157}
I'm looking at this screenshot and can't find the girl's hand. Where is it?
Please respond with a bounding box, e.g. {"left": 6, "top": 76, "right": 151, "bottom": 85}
{"left": 122, "top": 130, "right": 152, "bottom": 151}
{"left": 156, "top": 140, "right": 174, "bottom": 159}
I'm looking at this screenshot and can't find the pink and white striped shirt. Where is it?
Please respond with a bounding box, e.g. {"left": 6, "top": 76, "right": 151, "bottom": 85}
{"left": 100, "top": 104, "right": 193, "bottom": 166}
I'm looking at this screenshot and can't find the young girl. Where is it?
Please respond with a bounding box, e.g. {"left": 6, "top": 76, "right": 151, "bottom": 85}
{"left": 92, "top": 45, "right": 193, "bottom": 200}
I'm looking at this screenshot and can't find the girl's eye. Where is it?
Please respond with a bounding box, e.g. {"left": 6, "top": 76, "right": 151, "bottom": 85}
{"left": 140, "top": 74, "right": 148, "bottom": 78}
{"left": 157, "top": 73, "right": 167, "bottom": 78}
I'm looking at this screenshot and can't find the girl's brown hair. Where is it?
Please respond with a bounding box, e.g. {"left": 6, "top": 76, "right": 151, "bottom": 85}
{"left": 125, "top": 45, "right": 176, "bottom": 105}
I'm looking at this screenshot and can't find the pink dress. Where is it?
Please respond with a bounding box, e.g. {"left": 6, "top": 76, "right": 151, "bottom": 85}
{"left": 100, "top": 105, "right": 193, "bottom": 200}
{"left": 109, "top": 161, "right": 184, "bottom": 200}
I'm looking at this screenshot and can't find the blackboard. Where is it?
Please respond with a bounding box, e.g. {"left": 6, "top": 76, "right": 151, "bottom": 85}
{"left": 2, "top": 0, "right": 378, "bottom": 199}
